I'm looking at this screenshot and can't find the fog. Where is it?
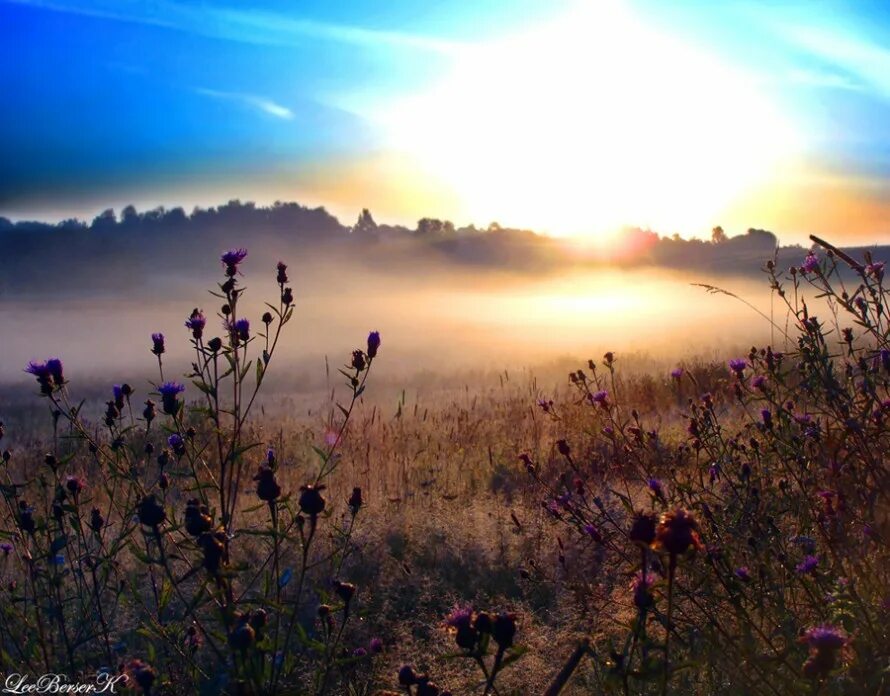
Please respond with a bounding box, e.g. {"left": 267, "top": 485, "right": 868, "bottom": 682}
{"left": 1, "top": 250, "right": 780, "bottom": 393}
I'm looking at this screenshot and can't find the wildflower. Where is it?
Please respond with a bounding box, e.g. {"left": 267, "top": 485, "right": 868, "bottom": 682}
{"left": 221, "top": 247, "right": 248, "bottom": 276}
{"left": 185, "top": 309, "right": 206, "bottom": 339}
{"left": 351, "top": 350, "right": 366, "bottom": 371}
{"left": 127, "top": 659, "right": 156, "bottom": 694}
{"left": 157, "top": 381, "right": 185, "bottom": 415}
{"left": 440, "top": 604, "right": 475, "bottom": 648}
{"left": 348, "top": 487, "right": 363, "bottom": 515}
{"left": 199, "top": 531, "right": 226, "bottom": 574}
{"left": 353, "top": 647, "right": 368, "bottom": 657}
{"left": 369, "top": 637, "right": 383, "bottom": 654}
{"left": 167, "top": 433, "right": 185, "bottom": 457}
{"left": 208, "top": 336, "right": 223, "bottom": 352}
{"left": 234, "top": 318, "right": 250, "bottom": 342}
{"left": 45, "top": 358, "right": 64, "bottom": 386}
{"left": 647, "top": 478, "right": 665, "bottom": 501}
{"left": 228, "top": 619, "right": 256, "bottom": 651}
{"left": 150, "top": 333, "right": 165, "bottom": 356}
{"left": 17, "top": 501, "right": 35, "bottom": 535}
{"left": 734, "top": 566, "right": 751, "bottom": 582}
{"left": 603, "top": 351, "right": 615, "bottom": 365}
{"left": 335, "top": 581, "right": 357, "bottom": 606}
{"left": 761, "top": 408, "right": 773, "bottom": 429}
{"left": 184, "top": 499, "right": 212, "bottom": 537}
{"left": 398, "top": 665, "right": 418, "bottom": 686}
{"left": 25, "top": 360, "right": 54, "bottom": 394}
{"left": 591, "top": 390, "right": 608, "bottom": 405}
{"left": 143, "top": 399, "right": 156, "bottom": 423}
{"left": 728, "top": 358, "right": 747, "bottom": 377}
{"left": 137, "top": 495, "right": 166, "bottom": 528}
{"left": 629, "top": 512, "right": 657, "bottom": 547}
{"left": 276, "top": 260, "right": 288, "bottom": 284}
{"left": 583, "top": 524, "right": 603, "bottom": 543}
{"left": 254, "top": 466, "right": 281, "bottom": 502}
{"left": 89, "top": 508, "right": 104, "bottom": 534}
{"left": 802, "top": 252, "right": 820, "bottom": 274}
{"left": 262, "top": 311, "right": 273, "bottom": 325}
{"left": 632, "top": 574, "right": 655, "bottom": 608}
{"left": 801, "top": 625, "right": 847, "bottom": 678}
{"left": 492, "top": 612, "right": 517, "bottom": 649}
{"left": 298, "top": 484, "right": 326, "bottom": 517}
{"left": 670, "top": 367, "right": 683, "bottom": 380}
{"left": 796, "top": 555, "right": 819, "bottom": 575}
{"left": 65, "top": 475, "right": 85, "bottom": 496}
{"left": 0, "top": 543, "right": 12, "bottom": 556}
{"left": 367, "top": 330, "right": 381, "bottom": 358}
{"left": 654, "top": 508, "right": 702, "bottom": 556}
{"left": 866, "top": 261, "right": 884, "bottom": 282}
{"left": 751, "top": 375, "right": 766, "bottom": 390}
{"left": 282, "top": 287, "right": 294, "bottom": 305}
{"left": 249, "top": 608, "right": 268, "bottom": 635}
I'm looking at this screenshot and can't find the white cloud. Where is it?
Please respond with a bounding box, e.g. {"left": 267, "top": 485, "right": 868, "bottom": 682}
{"left": 196, "top": 88, "right": 294, "bottom": 120}
{"left": 2, "top": 0, "right": 462, "bottom": 54}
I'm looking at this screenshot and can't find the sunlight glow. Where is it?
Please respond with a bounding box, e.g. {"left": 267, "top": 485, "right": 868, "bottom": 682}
{"left": 378, "top": 1, "right": 801, "bottom": 238}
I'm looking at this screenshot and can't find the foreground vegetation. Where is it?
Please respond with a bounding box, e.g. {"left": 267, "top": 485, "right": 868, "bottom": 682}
{"left": 0, "top": 237, "right": 887, "bottom": 695}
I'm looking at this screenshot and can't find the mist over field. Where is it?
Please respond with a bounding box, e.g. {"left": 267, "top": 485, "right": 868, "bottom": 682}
{"left": 0, "top": 203, "right": 811, "bottom": 387}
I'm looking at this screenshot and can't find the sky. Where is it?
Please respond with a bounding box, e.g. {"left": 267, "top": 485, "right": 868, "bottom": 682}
{"left": 1, "top": 0, "right": 889, "bottom": 244}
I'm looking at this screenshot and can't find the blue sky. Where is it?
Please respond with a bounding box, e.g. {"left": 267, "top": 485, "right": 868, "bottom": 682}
{"left": 1, "top": 0, "right": 889, "bottom": 243}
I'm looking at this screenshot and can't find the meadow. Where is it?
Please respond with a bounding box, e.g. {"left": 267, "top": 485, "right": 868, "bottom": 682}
{"left": 0, "top": 237, "right": 887, "bottom": 696}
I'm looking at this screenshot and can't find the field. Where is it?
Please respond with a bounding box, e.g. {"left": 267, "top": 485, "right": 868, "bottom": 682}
{"left": 0, "top": 239, "right": 888, "bottom": 695}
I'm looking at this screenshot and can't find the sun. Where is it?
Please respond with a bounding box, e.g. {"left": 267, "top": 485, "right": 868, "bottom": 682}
{"left": 378, "top": 1, "right": 800, "bottom": 239}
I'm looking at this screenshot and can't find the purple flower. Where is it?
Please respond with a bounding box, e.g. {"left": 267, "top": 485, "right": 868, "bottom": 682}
{"left": 151, "top": 333, "right": 165, "bottom": 356}
{"left": 167, "top": 433, "right": 184, "bottom": 451}
{"left": 369, "top": 637, "right": 383, "bottom": 654}
{"left": 185, "top": 310, "right": 206, "bottom": 340}
{"left": 803, "top": 625, "right": 846, "bottom": 651}
{"left": 866, "top": 261, "right": 884, "bottom": 281}
{"left": 728, "top": 359, "right": 747, "bottom": 376}
{"left": 234, "top": 318, "right": 250, "bottom": 342}
{"left": 0, "top": 542, "right": 12, "bottom": 556}
{"left": 647, "top": 478, "right": 665, "bottom": 500}
{"left": 445, "top": 605, "right": 473, "bottom": 629}
{"left": 367, "top": 331, "right": 381, "bottom": 359}
{"left": 46, "top": 358, "right": 64, "bottom": 385}
{"left": 221, "top": 248, "right": 248, "bottom": 275}
{"left": 796, "top": 555, "right": 819, "bottom": 575}
{"left": 670, "top": 367, "right": 683, "bottom": 380}
{"left": 583, "top": 524, "right": 603, "bottom": 543}
{"left": 591, "top": 390, "right": 608, "bottom": 405}
{"left": 25, "top": 359, "right": 63, "bottom": 393}
{"left": 157, "top": 382, "right": 185, "bottom": 415}
{"left": 65, "top": 475, "right": 85, "bottom": 495}
{"left": 25, "top": 360, "right": 49, "bottom": 378}
{"left": 734, "top": 566, "right": 751, "bottom": 582}
{"left": 802, "top": 252, "right": 820, "bottom": 274}
{"left": 761, "top": 408, "right": 773, "bottom": 429}
{"left": 751, "top": 375, "right": 766, "bottom": 390}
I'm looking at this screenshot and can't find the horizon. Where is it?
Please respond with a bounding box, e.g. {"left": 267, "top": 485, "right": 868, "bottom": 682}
{"left": 3, "top": 0, "right": 890, "bottom": 245}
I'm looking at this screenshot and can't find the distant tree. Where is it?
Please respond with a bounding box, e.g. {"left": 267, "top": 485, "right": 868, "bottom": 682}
{"left": 711, "top": 225, "right": 728, "bottom": 244}
{"left": 91, "top": 208, "right": 117, "bottom": 231}
{"left": 416, "top": 218, "right": 449, "bottom": 236}
{"left": 121, "top": 205, "right": 140, "bottom": 226}
{"left": 353, "top": 209, "right": 378, "bottom": 238}
{"left": 487, "top": 222, "right": 502, "bottom": 233}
